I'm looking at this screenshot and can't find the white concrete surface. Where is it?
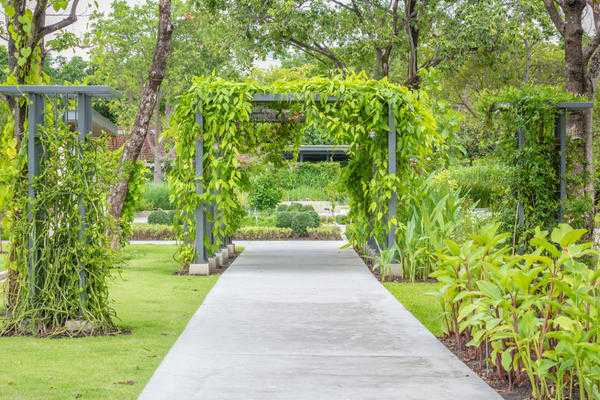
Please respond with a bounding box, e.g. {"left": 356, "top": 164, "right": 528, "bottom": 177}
{"left": 139, "top": 241, "right": 501, "bottom": 400}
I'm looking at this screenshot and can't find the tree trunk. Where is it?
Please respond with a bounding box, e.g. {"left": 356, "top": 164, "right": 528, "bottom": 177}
{"left": 153, "top": 93, "right": 164, "bottom": 184}
{"left": 405, "top": 0, "right": 420, "bottom": 89}
{"left": 562, "top": 0, "right": 594, "bottom": 228}
{"left": 108, "top": 0, "right": 173, "bottom": 219}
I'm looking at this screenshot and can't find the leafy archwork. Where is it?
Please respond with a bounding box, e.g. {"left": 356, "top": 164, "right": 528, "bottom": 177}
{"left": 168, "top": 74, "right": 441, "bottom": 266}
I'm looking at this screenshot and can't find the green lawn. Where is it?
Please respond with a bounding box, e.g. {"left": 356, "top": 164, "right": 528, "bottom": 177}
{"left": 0, "top": 245, "right": 218, "bottom": 399}
{"left": 384, "top": 282, "right": 444, "bottom": 336}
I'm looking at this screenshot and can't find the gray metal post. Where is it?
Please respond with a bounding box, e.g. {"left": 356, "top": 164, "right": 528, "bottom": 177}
{"left": 77, "top": 94, "right": 92, "bottom": 306}
{"left": 557, "top": 111, "right": 567, "bottom": 221}
{"left": 27, "top": 94, "right": 44, "bottom": 296}
{"left": 194, "top": 113, "right": 206, "bottom": 263}
{"left": 387, "top": 102, "right": 397, "bottom": 249}
{"left": 516, "top": 128, "right": 525, "bottom": 227}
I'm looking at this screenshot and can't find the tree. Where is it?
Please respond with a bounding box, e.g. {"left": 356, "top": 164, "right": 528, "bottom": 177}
{"left": 542, "top": 0, "right": 597, "bottom": 227}
{"left": 108, "top": 0, "right": 174, "bottom": 220}
{"left": 1, "top": 0, "right": 83, "bottom": 144}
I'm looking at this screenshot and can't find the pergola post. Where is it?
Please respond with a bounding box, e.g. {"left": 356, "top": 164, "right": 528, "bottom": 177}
{"left": 386, "top": 102, "right": 397, "bottom": 249}
{"left": 516, "top": 127, "right": 525, "bottom": 228}
{"left": 77, "top": 93, "right": 92, "bottom": 306}
{"left": 27, "top": 94, "right": 44, "bottom": 296}
{"left": 555, "top": 110, "right": 567, "bottom": 222}
{"left": 194, "top": 112, "right": 206, "bottom": 264}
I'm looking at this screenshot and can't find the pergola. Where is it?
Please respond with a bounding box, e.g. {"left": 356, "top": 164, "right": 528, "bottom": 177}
{"left": 494, "top": 100, "right": 593, "bottom": 226}
{"left": 0, "top": 85, "right": 120, "bottom": 298}
{"left": 192, "top": 93, "right": 399, "bottom": 267}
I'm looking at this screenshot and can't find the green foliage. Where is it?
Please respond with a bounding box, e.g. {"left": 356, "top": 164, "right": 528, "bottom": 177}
{"left": 435, "top": 158, "right": 509, "bottom": 208}
{"left": 143, "top": 183, "right": 173, "bottom": 210}
{"left": 433, "top": 224, "right": 599, "bottom": 400}
{"left": 393, "top": 175, "right": 472, "bottom": 282}
{"left": 119, "top": 160, "right": 149, "bottom": 242}
{"left": 249, "top": 173, "right": 283, "bottom": 211}
{"left": 131, "top": 223, "right": 175, "bottom": 241}
{"left": 234, "top": 225, "right": 340, "bottom": 240}
{"left": 478, "top": 85, "right": 586, "bottom": 246}
{"left": 147, "top": 209, "right": 175, "bottom": 225}
{"left": 3, "top": 116, "right": 119, "bottom": 336}
{"left": 290, "top": 212, "right": 313, "bottom": 237}
{"left": 168, "top": 74, "right": 441, "bottom": 267}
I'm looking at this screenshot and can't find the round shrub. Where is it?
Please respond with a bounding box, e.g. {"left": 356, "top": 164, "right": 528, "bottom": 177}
{"left": 249, "top": 174, "right": 282, "bottom": 211}
{"left": 275, "top": 211, "right": 294, "bottom": 228}
{"left": 147, "top": 209, "right": 175, "bottom": 225}
{"left": 291, "top": 212, "right": 312, "bottom": 236}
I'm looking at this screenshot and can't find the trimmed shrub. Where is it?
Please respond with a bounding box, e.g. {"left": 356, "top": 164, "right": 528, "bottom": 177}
{"left": 234, "top": 226, "right": 293, "bottom": 240}
{"left": 233, "top": 225, "right": 341, "bottom": 240}
{"left": 147, "top": 209, "right": 175, "bottom": 225}
{"left": 275, "top": 211, "right": 294, "bottom": 228}
{"left": 291, "top": 212, "right": 312, "bottom": 236}
{"left": 249, "top": 174, "right": 282, "bottom": 211}
{"left": 131, "top": 224, "right": 176, "bottom": 240}
{"left": 307, "top": 226, "right": 342, "bottom": 240}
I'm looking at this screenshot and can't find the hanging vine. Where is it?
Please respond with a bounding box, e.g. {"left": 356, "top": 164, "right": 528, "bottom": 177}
{"left": 478, "top": 85, "right": 587, "bottom": 247}
{"left": 2, "top": 99, "right": 120, "bottom": 336}
{"left": 168, "top": 74, "right": 441, "bottom": 267}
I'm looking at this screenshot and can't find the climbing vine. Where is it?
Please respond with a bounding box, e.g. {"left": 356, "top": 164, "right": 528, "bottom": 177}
{"left": 2, "top": 101, "right": 119, "bottom": 336}
{"left": 479, "top": 85, "right": 587, "bottom": 247}
{"left": 168, "top": 74, "right": 440, "bottom": 266}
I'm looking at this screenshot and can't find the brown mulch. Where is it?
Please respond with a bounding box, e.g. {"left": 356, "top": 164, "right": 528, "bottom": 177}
{"left": 441, "top": 336, "right": 532, "bottom": 400}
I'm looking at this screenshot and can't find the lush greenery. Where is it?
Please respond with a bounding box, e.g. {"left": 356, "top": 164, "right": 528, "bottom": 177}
{"left": 275, "top": 203, "right": 320, "bottom": 236}
{"left": 2, "top": 116, "right": 118, "bottom": 336}
{"left": 0, "top": 245, "right": 216, "bottom": 399}
{"left": 234, "top": 225, "right": 341, "bottom": 241}
{"left": 141, "top": 183, "right": 174, "bottom": 211}
{"left": 433, "top": 224, "right": 599, "bottom": 399}
{"left": 147, "top": 209, "right": 175, "bottom": 225}
{"left": 436, "top": 159, "right": 508, "bottom": 208}
{"left": 479, "top": 86, "right": 586, "bottom": 246}
{"left": 169, "top": 74, "right": 440, "bottom": 267}
{"left": 248, "top": 173, "right": 283, "bottom": 211}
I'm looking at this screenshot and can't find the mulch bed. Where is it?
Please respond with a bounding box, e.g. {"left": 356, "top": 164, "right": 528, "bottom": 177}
{"left": 441, "top": 336, "right": 532, "bottom": 400}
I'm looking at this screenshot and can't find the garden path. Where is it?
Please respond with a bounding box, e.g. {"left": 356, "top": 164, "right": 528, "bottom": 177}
{"left": 139, "top": 240, "right": 502, "bottom": 400}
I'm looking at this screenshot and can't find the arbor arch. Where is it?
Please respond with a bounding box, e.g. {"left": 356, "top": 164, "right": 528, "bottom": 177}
{"left": 168, "top": 75, "right": 441, "bottom": 269}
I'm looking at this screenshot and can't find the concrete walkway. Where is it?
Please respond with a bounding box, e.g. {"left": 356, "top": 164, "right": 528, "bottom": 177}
{"left": 140, "top": 241, "right": 502, "bottom": 400}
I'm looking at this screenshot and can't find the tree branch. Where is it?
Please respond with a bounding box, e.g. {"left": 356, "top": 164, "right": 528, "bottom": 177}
{"left": 36, "top": 0, "right": 80, "bottom": 40}
{"left": 543, "top": 0, "right": 565, "bottom": 35}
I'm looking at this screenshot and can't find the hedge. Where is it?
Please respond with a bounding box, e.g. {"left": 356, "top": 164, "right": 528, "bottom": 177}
{"left": 131, "top": 224, "right": 342, "bottom": 241}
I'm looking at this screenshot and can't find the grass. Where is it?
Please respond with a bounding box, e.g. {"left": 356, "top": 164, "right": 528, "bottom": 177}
{"left": 384, "top": 282, "right": 444, "bottom": 336}
{"left": 0, "top": 244, "right": 218, "bottom": 399}
{"left": 0, "top": 253, "right": 4, "bottom": 270}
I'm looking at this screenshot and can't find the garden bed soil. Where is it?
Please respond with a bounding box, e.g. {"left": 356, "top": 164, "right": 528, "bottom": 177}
{"left": 441, "top": 336, "right": 531, "bottom": 400}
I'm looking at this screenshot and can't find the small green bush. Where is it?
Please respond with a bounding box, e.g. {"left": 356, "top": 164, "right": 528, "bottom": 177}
{"left": 291, "top": 212, "right": 312, "bottom": 236}
{"left": 143, "top": 183, "right": 173, "bottom": 210}
{"left": 249, "top": 174, "right": 282, "bottom": 211}
{"left": 335, "top": 214, "right": 349, "bottom": 224}
{"left": 275, "top": 211, "right": 294, "bottom": 228}
{"left": 147, "top": 209, "right": 175, "bottom": 225}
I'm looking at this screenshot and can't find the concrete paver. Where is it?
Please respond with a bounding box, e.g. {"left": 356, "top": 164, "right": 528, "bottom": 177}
{"left": 139, "top": 240, "right": 502, "bottom": 400}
